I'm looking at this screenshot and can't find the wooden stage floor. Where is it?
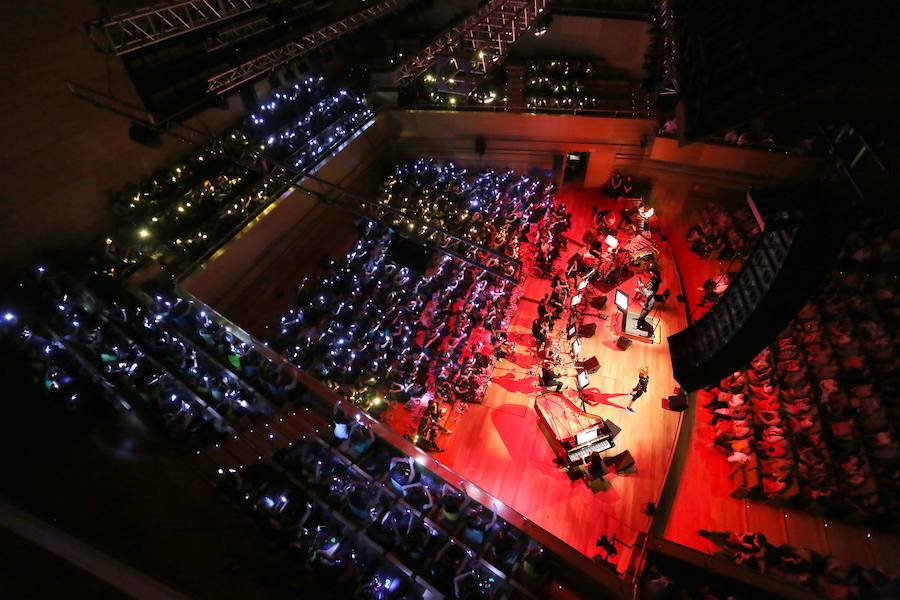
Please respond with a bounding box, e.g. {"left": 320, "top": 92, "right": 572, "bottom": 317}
{"left": 431, "top": 186, "right": 688, "bottom": 569}
{"left": 214, "top": 171, "right": 900, "bottom": 578}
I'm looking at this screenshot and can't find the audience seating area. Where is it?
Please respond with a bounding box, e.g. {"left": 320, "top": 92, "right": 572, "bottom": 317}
{"left": 697, "top": 529, "right": 899, "bottom": 599}
{"left": 217, "top": 407, "right": 581, "bottom": 599}
{"left": 685, "top": 202, "right": 760, "bottom": 263}
{"left": 703, "top": 218, "right": 900, "bottom": 522}
{"left": 103, "top": 75, "right": 373, "bottom": 275}
{"left": 271, "top": 160, "right": 566, "bottom": 448}
{"left": 1, "top": 271, "right": 278, "bottom": 440}
{"left": 523, "top": 59, "right": 639, "bottom": 112}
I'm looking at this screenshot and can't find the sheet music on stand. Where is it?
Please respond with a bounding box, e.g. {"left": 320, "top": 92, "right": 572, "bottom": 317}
{"left": 576, "top": 369, "right": 590, "bottom": 390}
{"left": 577, "top": 268, "right": 596, "bottom": 292}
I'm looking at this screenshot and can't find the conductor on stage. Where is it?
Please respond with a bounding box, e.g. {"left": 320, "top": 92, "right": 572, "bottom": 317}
{"left": 636, "top": 263, "right": 662, "bottom": 332}
{"left": 625, "top": 367, "right": 650, "bottom": 413}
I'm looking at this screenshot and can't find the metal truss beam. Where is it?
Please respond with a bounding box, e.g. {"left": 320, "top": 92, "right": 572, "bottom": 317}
{"left": 205, "top": 15, "right": 276, "bottom": 52}
{"left": 394, "top": 0, "right": 547, "bottom": 84}
{"left": 207, "top": 0, "right": 412, "bottom": 96}
{"left": 88, "top": 0, "right": 273, "bottom": 55}
{"left": 67, "top": 82, "right": 521, "bottom": 282}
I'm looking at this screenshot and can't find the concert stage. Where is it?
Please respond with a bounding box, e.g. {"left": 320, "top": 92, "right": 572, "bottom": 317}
{"left": 196, "top": 173, "right": 900, "bottom": 579}
{"left": 431, "top": 186, "right": 689, "bottom": 569}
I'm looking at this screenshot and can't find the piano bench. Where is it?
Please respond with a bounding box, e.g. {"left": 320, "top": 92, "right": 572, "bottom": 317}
{"left": 606, "top": 450, "right": 636, "bottom": 474}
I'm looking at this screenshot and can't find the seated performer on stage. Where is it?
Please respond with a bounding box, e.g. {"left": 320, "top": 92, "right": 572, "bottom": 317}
{"left": 636, "top": 202, "right": 655, "bottom": 231}
{"left": 625, "top": 367, "right": 650, "bottom": 413}
{"left": 540, "top": 360, "right": 563, "bottom": 393}
{"left": 616, "top": 204, "right": 636, "bottom": 230}
{"left": 532, "top": 316, "right": 548, "bottom": 349}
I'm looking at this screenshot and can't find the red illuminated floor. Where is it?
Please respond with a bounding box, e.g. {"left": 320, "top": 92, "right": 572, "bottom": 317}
{"left": 655, "top": 178, "right": 900, "bottom": 576}
{"left": 431, "top": 185, "right": 688, "bottom": 569}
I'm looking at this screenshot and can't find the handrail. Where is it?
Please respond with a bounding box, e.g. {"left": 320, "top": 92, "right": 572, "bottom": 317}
{"left": 398, "top": 103, "right": 655, "bottom": 120}
{"left": 644, "top": 536, "right": 822, "bottom": 600}
{"left": 654, "top": 132, "right": 822, "bottom": 158}
{"left": 69, "top": 82, "right": 523, "bottom": 282}
{"left": 168, "top": 284, "right": 631, "bottom": 597}
{"left": 173, "top": 113, "right": 378, "bottom": 280}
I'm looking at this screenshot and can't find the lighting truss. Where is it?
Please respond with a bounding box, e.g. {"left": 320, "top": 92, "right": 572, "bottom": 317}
{"left": 206, "top": 0, "right": 412, "bottom": 96}
{"left": 394, "top": 0, "right": 548, "bottom": 85}
{"left": 87, "top": 0, "right": 273, "bottom": 55}
{"left": 205, "top": 15, "right": 276, "bottom": 52}
{"left": 67, "top": 82, "right": 522, "bottom": 281}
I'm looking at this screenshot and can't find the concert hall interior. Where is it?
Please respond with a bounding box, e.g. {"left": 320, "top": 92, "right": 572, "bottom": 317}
{"left": 1, "top": 2, "right": 899, "bottom": 599}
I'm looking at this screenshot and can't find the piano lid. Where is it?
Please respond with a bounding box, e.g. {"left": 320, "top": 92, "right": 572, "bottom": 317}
{"left": 535, "top": 392, "right": 604, "bottom": 445}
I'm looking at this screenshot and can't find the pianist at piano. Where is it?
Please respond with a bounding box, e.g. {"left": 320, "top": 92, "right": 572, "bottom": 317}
{"left": 535, "top": 391, "right": 622, "bottom": 471}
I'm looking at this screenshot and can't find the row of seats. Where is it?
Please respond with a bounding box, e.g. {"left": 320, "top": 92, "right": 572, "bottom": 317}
{"left": 707, "top": 219, "right": 899, "bottom": 521}
{"left": 103, "top": 75, "right": 372, "bottom": 274}
{"left": 270, "top": 161, "right": 559, "bottom": 446}
{"left": 698, "top": 529, "right": 898, "bottom": 599}
{"left": 218, "top": 408, "right": 581, "bottom": 599}
{"left": 1, "top": 270, "right": 286, "bottom": 440}
{"left": 685, "top": 202, "right": 759, "bottom": 262}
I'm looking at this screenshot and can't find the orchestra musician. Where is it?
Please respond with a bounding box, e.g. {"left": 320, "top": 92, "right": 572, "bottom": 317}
{"left": 635, "top": 202, "right": 655, "bottom": 231}
{"left": 634, "top": 263, "right": 662, "bottom": 332}
{"left": 540, "top": 360, "right": 564, "bottom": 393}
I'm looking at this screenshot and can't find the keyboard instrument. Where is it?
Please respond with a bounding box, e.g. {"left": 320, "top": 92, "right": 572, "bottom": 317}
{"left": 535, "top": 393, "right": 620, "bottom": 468}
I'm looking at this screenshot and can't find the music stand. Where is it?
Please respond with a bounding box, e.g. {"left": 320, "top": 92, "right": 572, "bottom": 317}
{"left": 614, "top": 289, "right": 629, "bottom": 313}
{"left": 575, "top": 369, "right": 590, "bottom": 411}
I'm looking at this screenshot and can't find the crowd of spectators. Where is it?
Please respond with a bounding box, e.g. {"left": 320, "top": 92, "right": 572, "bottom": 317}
{"left": 145, "top": 293, "right": 306, "bottom": 406}
{"left": 376, "top": 158, "right": 551, "bottom": 258}
{"left": 523, "top": 59, "right": 638, "bottom": 112}
{"left": 271, "top": 160, "right": 559, "bottom": 449}
{"left": 103, "top": 76, "right": 372, "bottom": 275}
{"left": 217, "top": 402, "right": 570, "bottom": 599}
{"left": 685, "top": 202, "right": 759, "bottom": 262}
{"left": 2, "top": 272, "right": 227, "bottom": 437}
{"left": 698, "top": 529, "right": 899, "bottom": 599}
{"left": 0, "top": 269, "right": 291, "bottom": 440}
{"left": 705, "top": 218, "right": 899, "bottom": 521}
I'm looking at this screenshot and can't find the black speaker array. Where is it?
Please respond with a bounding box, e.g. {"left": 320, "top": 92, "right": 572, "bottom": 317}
{"left": 668, "top": 185, "right": 851, "bottom": 391}
{"left": 385, "top": 236, "right": 433, "bottom": 274}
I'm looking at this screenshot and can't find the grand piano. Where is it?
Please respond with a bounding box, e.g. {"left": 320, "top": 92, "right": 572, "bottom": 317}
{"left": 535, "top": 393, "right": 621, "bottom": 468}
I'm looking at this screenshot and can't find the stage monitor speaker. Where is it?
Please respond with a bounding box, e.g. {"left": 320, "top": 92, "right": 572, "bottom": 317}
{"left": 668, "top": 185, "right": 851, "bottom": 391}
{"left": 607, "top": 450, "right": 635, "bottom": 473}
{"left": 578, "top": 323, "right": 597, "bottom": 338}
{"left": 589, "top": 296, "right": 607, "bottom": 310}
{"left": 616, "top": 336, "right": 631, "bottom": 350}
{"left": 581, "top": 356, "right": 600, "bottom": 374}
{"left": 385, "top": 236, "right": 432, "bottom": 274}
{"left": 663, "top": 393, "right": 688, "bottom": 412}
{"left": 475, "top": 137, "right": 486, "bottom": 156}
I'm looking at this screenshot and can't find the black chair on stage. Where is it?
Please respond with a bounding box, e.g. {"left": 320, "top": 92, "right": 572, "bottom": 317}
{"left": 605, "top": 450, "right": 636, "bottom": 475}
